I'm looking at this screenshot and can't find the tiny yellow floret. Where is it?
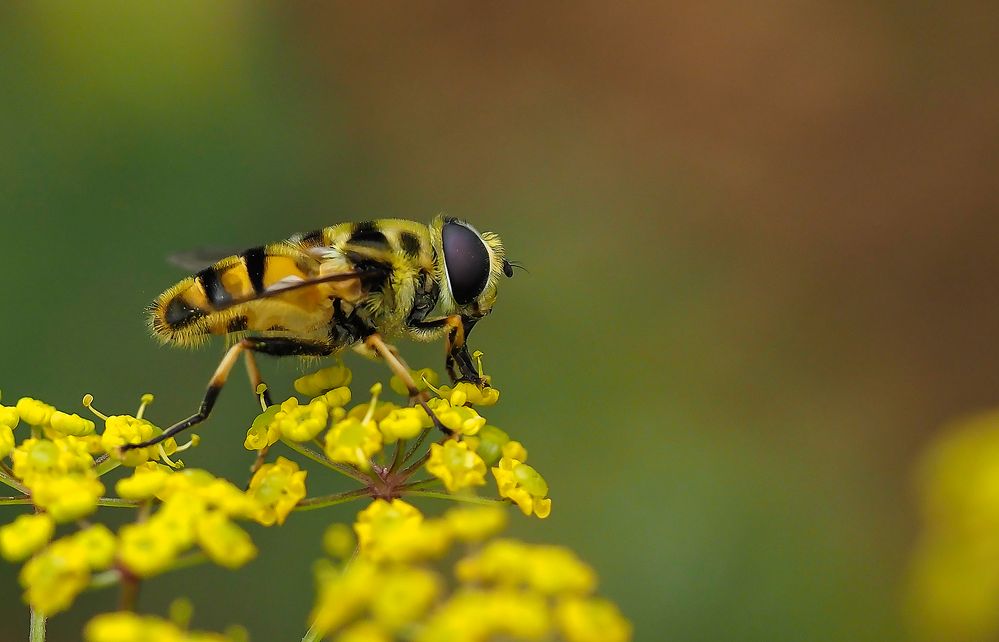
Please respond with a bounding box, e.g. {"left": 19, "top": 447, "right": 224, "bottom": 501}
{"left": 15, "top": 397, "right": 56, "bottom": 427}
{"left": 248, "top": 456, "right": 307, "bottom": 526}
{"left": 0, "top": 513, "right": 55, "bottom": 561}
{"left": 324, "top": 417, "right": 382, "bottom": 471}
{"left": 426, "top": 440, "right": 487, "bottom": 492}
{"left": 556, "top": 597, "right": 633, "bottom": 642}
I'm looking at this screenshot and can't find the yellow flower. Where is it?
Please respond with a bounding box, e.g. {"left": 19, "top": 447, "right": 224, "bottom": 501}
{"left": 323, "top": 523, "right": 356, "bottom": 560}
{"left": 324, "top": 417, "right": 382, "bottom": 471}
{"left": 195, "top": 511, "right": 257, "bottom": 569}
{"left": 371, "top": 567, "right": 441, "bottom": 631}
{"left": 463, "top": 425, "right": 510, "bottom": 466}
{"left": 295, "top": 361, "right": 353, "bottom": 396}
{"left": 71, "top": 524, "right": 117, "bottom": 570}
{"left": 101, "top": 415, "right": 173, "bottom": 466}
{"left": 274, "top": 396, "right": 331, "bottom": 442}
{"left": 389, "top": 367, "right": 439, "bottom": 396}
{"left": 335, "top": 620, "right": 391, "bottom": 642}
{"left": 0, "top": 423, "right": 14, "bottom": 459}
{"left": 426, "top": 399, "right": 486, "bottom": 436}
{"left": 354, "top": 499, "right": 451, "bottom": 563}
{"left": 84, "top": 612, "right": 181, "bottom": 642}
{"left": 150, "top": 495, "right": 203, "bottom": 547}
{"left": 116, "top": 462, "right": 170, "bottom": 500}
{"left": 492, "top": 443, "right": 551, "bottom": 519}
{"left": 456, "top": 540, "right": 596, "bottom": 596}
{"left": 248, "top": 456, "right": 307, "bottom": 526}
{"left": 244, "top": 404, "right": 281, "bottom": 451}
{"left": 438, "top": 381, "right": 500, "bottom": 407}
{"left": 426, "top": 440, "right": 487, "bottom": 492}
{"left": 49, "top": 410, "right": 96, "bottom": 436}
{"left": 0, "top": 403, "right": 19, "bottom": 428}
{"left": 499, "top": 589, "right": 553, "bottom": 639}
{"left": 378, "top": 407, "right": 432, "bottom": 443}
{"left": 84, "top": 612, "right": 233, "bottom": 642}
{"left": 0, "top": 513, "right": 55, "bottom": 561}
{"left": 15, "top": 397, "right": 56, "bottom": 427}
{"left": 30, "top": 473, "right": 105, "bottom": 522}
{"left": 12, "top": 438, "right": 69, "bottom": 482}
{"left": 19, "top": 538, "right": 91, "bottom": 616}
{"left": 445, "top": 505, "right": 508, "bottom": 543}
{"left": 310, "top": 559, "right": 379, "bottom": 636}
{"left": 117, "top": 521, "right": 183, "bottom": 578}
{"left": 556, "top": 597, "right": 632, "bottom": 642}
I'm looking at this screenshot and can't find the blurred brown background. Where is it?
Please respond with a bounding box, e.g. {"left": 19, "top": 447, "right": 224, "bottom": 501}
{"left": 1, "top": 2, "right": 998, "bottom": 640}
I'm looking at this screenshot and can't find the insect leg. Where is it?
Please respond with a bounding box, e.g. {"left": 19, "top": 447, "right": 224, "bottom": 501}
{"left": 444, "top": 315, "right": 484, "bottom": 385}
{"left": 243, "top": 351, "right": 273, "bottom": 407}
{"left": 123, "top": 338, "right": 334, "bottom": 452}
{"left": 363, "top": 333, "right": 452, "bottom": 436}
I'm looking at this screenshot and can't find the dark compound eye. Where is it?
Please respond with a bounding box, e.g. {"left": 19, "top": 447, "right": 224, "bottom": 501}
{"left": 442, "top": 221, "right": 490, "bottom": 305}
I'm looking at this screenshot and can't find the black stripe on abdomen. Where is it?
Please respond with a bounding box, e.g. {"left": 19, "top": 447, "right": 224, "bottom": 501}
{"left": 164, "top": 296, "right": 206, "bottom": 329}
{"left": 196, "top": 266, "right": 232, "bottom": 307}
{"left": 349, "top": 221, "right": 389, "bottom": 251}
{"left": 241, "top": 247, "right": 266, "bottom": 294}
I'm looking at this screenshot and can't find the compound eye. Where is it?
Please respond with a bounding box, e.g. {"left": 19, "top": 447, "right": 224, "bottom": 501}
{"left": 442, "top": 221, "right": 490, "bottom": 305}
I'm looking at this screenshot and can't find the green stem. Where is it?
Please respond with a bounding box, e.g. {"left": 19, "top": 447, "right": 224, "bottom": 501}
{"left": 398, "top": 478, "right": 439, "bottom": 491}
{"left": 29, "top": 607, "right": 45, "bottom": 642}
{"left": 281, "top": 439, "right": 372, "bottom": 484}
{"left": 399, "top": 447, "right": 434, "bottom": 478}
{"left": 0, "top": 497, "right": 30, "bottom": 506}
{"left": 0, "top": 469, "right": 28, "bottom": 494}
{"left": 401, "top": 428, "right": 432, "bottom": 465}
{"left": 388, "top": 439, "right": 406, "bottom": 473}
{"left": 168, "top": 551, "right": 209, "bottom": 573}
{"left": 88, "top": 569, "right": 122, "bottom": 591}
{"left": 97, "top": 497, "right": 141, "bottom": 508}
{"left": 301, "top": 622, "right": 321, "bottom": 642}
{"left": 405, "top": 490, "right": 509, "bottom": 506}
{"left": 294, "top": 487, "right": 371, "bottom": 511}
{"left": 95, "top": 456, "right": 122, "bottom": 477}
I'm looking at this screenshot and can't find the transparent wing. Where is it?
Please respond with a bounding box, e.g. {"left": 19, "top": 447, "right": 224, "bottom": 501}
{"left": 167, "top": 247, "right": 243, "bottom": 273}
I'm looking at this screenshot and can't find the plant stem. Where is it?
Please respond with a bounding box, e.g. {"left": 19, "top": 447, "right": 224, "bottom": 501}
{"left": 118, "top": 573, "right": 140, "bottom": 611}
{"left": 294, "top": 487, "right": 371, "bottom": 511}
{"left": 399, "top": 448, "right": 434, "bottom": 478}
{"left": 401, "top": 428, "right": 432, "bottom": 465}
{"left": 388, "top": 439, "right": 406, "bottom": 473}
{"left": 0, "top": 468, "right": 28, "bottom": 494}
{"left": 281, "top": 439, "right": 372, "bottom": 484}
{"left": 301, "top": 622, "right": 321, "bottom": 642}
{"left": 88, "top": 569, "right": 122, "bottom": 591}
{"left": 0, "top": 497, "right": 31, "bottom": 506}
{"left": 95, "top": 456, "right": 121, "bottom": 477}
{"left": 29, "top": 607, "right": 45, "bottom": 642}
{"left": 405, "top": 490, "right": 509, "bottom": 506}
{"left": 398, "top": 478, "right": 439, "bottom": 491}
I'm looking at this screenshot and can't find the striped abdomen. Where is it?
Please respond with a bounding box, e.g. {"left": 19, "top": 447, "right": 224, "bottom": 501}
{"left": 149, "top": 244, "right": 336, "bottom": 346}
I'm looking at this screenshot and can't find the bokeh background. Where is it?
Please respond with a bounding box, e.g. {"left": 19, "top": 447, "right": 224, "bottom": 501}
{"left": 1, "top": 2, "right": 998, "bottom": 640}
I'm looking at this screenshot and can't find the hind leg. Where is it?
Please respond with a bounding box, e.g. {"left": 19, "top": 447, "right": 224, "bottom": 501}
{"left": 123, "top": 338, "right": 333, "bottom": 452}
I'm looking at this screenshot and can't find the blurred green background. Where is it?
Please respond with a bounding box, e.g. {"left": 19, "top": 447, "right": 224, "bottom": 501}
{"left": 2, "top": 2, "right": 998, "bottom": 640}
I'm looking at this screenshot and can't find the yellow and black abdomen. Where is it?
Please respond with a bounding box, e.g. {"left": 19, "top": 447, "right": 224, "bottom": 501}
{"left": 149, "top": 244, "right": 330, "bottom": 347}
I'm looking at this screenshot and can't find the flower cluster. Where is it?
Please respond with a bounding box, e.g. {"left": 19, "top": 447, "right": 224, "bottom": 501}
{"left": 907, "top": 410, "right": 999, "bottom": 639}
{"left": 311, "top": 500, "right": 630, "bottom": 642}
{"left": 0, "top": 355, "right": 626, "bottom": 642}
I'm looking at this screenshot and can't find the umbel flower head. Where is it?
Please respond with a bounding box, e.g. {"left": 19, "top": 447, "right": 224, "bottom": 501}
{"left": 310, "top": 501, "right": 631, "bottom": 642}
{"left": 0, "top": 353, "right": 629, "bottom": 641}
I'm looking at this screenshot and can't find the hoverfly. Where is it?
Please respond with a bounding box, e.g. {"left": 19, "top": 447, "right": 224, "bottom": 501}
{"left": 126, "top": 217, "right": 514, "bottom": 453}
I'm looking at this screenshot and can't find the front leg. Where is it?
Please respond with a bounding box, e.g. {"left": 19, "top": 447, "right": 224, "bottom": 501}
{"left": 410, "top": 315, "right": 486, "bottom": 385}
{"left": 445, "top": 316, "right": 485, "bottom": 385}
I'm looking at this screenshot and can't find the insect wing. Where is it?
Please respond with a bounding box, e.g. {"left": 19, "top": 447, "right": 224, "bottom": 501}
{"left": 167, "top": 247, "right": 244, "bottom": 272}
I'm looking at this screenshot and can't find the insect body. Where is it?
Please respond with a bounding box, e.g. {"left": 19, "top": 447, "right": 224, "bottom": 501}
{"left": 132, "top": 216, "right": 513, "bottom": 452}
